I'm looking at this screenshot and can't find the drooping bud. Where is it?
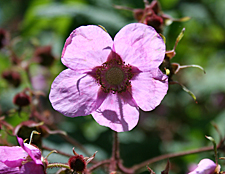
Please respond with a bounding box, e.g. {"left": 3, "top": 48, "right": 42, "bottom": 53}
{"left": 34, "top": 46, "right": 55, "bottom": 66}
{"left": 2, "top": 70, "right": 21, "bottom": 87}
{"left": 13, "top": 91, "right": 31, "bottom": 107}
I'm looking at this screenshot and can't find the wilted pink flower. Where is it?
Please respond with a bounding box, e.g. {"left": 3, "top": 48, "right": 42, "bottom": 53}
{"left": 188, "top": 159, "right": 217, "bottom": 174}
{"left": 0, "top": 136, "right": 45, "bottom": 174}
{"left": 49, "top": 23, "right": 168, "bottom": 132}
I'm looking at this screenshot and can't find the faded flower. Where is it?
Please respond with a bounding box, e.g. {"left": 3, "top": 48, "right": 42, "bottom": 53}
{"left": 0, "top": 136, "right": 45, "bottom": 174}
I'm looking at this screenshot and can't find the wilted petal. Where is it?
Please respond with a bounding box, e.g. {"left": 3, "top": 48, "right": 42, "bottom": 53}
{"left": 92, "top": 93, "right": 139, "bottom": 132}
{"left": 49, "top": 69, "right": 103, "bottom": 117}
{"left": 21, "top": 162, "right": 45, "bottom": 174}
{"left": 62, "top": 25, "right": 113, "bottom": 73}
{"left": 0, "top": 162, "right": 20, "bottom": 174}
{"left": 0, "top": 146, "right": 27, "bottom": 168}
{"left": 0, "top": 137, "right": 44, "bottom": 174}
{"left": 188, "top": 159, "right": 217, "bottom": 174}
{"left": 114, "top": 23, "right": 165, "bottom": 72}
{"left": 17, "top": 137, "right": 42, "bottom": 165}
{"left": 131, "top": 69, "right": 168, "bottom": 111}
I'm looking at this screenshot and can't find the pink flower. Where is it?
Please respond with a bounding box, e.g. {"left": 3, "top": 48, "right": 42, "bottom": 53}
{"left": 0, "top": 137, "right": 45, "bottom": 174}
{"left": 49, "top": 23, "right": 168, "bottom": 132}
{"left": 188, "top": 159, "right": 217, "bottom": 174}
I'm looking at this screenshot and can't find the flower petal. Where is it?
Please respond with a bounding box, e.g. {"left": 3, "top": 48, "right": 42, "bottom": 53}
{"left": 17, "top": 137, "right": 42, "bottom": 165}
{"left": 92, "top": 93, "right": 139, "bottom": 132}
{"left": 22, "top": 162, "right": 45, "bottom": 174}
{"left": 113, "top": 23, "right": 165, "bottom": 72}
{"left": 0, "top": 146, "right": 26, "bottom": 168}
{"left": 131, "top": 69, "right": 168, "bottom": 111}
{"left": 0, "top": 162, "right": 20, "bottom": 174}
{"left": 188, "top": 159, "right": 217, "bottom": 174}
{"left": 49, "top": 69, "right": 105, "bottom": 117}
{"left": 62, "top": 25, "right": 113, "bottom": 73}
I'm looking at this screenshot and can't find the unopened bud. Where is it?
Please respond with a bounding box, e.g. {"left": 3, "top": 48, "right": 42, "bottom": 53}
{"left": 13, "top": 91, "right": 31, "bottom": 107}
{"left": 0, "top": 28, "right": 9, "bottom": 49}
{"left": 34, "top": 46, "right": 55, "bottom": 66}
{"left": 2, "top": 70, "right": 21, "bottom": 87}
{"left": 133, "top": 9, "right": 144, "bottom": 21}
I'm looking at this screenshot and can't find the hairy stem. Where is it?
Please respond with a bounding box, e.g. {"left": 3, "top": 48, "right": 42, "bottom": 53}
{"left": 47, "top": 163, "right": 70, "bottom": 169}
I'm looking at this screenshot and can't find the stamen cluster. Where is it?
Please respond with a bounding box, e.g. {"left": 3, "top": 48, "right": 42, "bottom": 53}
{"left": 94, "top": 53, "right": 134, "bottom": 93}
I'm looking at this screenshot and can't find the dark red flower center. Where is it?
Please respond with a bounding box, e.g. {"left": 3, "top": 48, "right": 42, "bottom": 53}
{"left": 89, "top": 50, "right": 140, "bottom": 93}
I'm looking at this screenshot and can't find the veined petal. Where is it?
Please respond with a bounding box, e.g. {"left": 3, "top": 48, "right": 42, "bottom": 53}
{"left": 114, "top": 23, "right": 165, "bottom": 72}
{"left": 92, "top": 93, "right": 139, "bottom": 132}
{"left": 131, "top": 69, "right": 168, "bottom": 111}
{"left": 62, "top": 25, "right": 113, "bottom": 73}
{"left": 49, "top": 69, "right": 104, "bottom": 117}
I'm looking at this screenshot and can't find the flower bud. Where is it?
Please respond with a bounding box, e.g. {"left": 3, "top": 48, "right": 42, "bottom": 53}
{"left": 144, "top": 11, "right": 163, "bottom": 33}
{"left": 13, "top": 91, "right": 31, "bottom": 107}
{"left": 133, "top": 9, "right": 144, "bottom": 21}
{"left": 34, "top": 46, "right": 55, "bottom": 66}
{"left": 2, "top": 70, "right": 21, "bottom": 87}
{"left": 0, "top": 28, "right": 9, "bottom": 49}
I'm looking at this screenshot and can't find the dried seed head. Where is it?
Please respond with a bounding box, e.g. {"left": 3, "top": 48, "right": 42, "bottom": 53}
{"left": 68, "top": 155, "right": 87, "bottom": 172}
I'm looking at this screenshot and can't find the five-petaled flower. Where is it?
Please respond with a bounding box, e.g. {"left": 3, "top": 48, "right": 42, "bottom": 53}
{"left": 0, "top": 136, "right": 45, "bottom": 174}
{"left": 49, "top": 23, "right": 168, "bottom": 132}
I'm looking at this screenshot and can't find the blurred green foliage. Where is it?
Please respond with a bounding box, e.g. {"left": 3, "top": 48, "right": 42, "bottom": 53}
{"left": 0, "top": 0, "right": 225, "bottom": 173}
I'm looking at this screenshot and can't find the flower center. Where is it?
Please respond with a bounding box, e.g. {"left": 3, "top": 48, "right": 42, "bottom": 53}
{"left": 89, "top": 51, "right": 140, "bottom": 94}
{"left": 105, "top": 67, "right": 124, "bottom": 85}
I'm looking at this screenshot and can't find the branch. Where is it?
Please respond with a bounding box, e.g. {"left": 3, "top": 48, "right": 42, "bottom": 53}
{"left": 131, "top": 145, "right": 214, "bottom": 172}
